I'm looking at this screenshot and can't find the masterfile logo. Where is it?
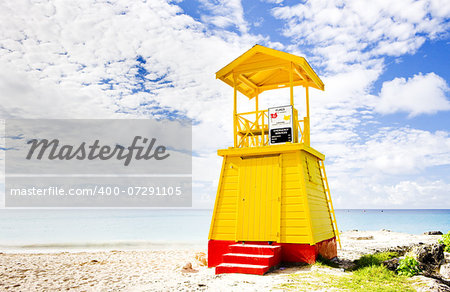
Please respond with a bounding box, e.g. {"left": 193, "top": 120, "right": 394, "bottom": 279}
{"left": 26, "top": 136, "right": 170, "bottom": 166}
{"left": 4, "top": 119, "right": 192, "bottom": 207}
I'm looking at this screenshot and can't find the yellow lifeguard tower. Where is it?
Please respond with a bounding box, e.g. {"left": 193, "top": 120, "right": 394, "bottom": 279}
{"left": 208, "top": 45, "right": 340, "bottom": 275}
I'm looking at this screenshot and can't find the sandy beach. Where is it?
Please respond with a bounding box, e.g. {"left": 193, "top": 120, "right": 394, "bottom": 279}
{"left": 0, "top": 230, "right": 446, "bottom": 291}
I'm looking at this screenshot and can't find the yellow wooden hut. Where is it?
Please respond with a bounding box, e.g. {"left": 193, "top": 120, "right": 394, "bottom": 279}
{"left": 208, "top": 45, "right": 340, "bottom": 275}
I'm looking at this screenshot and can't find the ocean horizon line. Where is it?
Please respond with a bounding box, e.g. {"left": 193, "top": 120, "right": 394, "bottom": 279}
{"left": 1, "top": 208, "right": 449, "bottom": 210}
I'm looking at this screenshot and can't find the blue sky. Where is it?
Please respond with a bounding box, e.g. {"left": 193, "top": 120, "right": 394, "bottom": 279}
{"left": 0, "top": 0, "right": 449, "bottom": 208}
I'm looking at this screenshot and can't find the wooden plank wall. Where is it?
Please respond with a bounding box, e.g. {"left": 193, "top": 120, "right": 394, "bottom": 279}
{"left": 209, "top": 150, "right": 335, "bottom": 245}
{"left": 302, "top": 152, "right": 335, "bottom": 243}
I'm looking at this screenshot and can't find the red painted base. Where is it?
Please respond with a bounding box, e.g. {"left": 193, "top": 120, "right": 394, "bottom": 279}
{"left": 208, "top": 237, "right": 337, "bottom": 268}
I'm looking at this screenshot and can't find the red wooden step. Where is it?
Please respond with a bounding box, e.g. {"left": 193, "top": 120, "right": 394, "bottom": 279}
{"left": 216, "top": 263, "right": 270, "bottom": 275}
{"left": 222, "top": 253, "right": 275, "bottom": 266}
{"left": 215, "top": 243, "right": 282, "bottom": 275}
{"left": 229, "top": 244, "right": 281, "bottom": 256}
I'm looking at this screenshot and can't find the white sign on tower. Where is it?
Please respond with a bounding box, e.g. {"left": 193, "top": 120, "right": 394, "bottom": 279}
{"left": 268, "top": 105, "right": 294, "bottom": 145}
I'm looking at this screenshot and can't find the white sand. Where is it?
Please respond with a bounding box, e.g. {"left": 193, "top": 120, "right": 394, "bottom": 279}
{"left": 0, "top": 230, "right": 443, "bottom": 291}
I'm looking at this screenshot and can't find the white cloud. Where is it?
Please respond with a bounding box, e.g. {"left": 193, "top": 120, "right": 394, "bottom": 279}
{"left": 375, "top": 72, "right": 450, "bottom": 116}
{"left": 198, "top": 0, "right": 249, "bottom": 33}
{"left": 0, "top": 0, "right": 264, "bottom": 127}
{"left": 383, "top": 180, "right": 450, "bottom": 207}
{"left": 323, "top": 127, "right": 450, "bottom": 176}
{"left": 262, "top": 0, "right": 284, "bottom": 4}
{"left": 362, "top": 128, "right": 450, "bottom": 174}
{"left": 318, "top": 126, "right": 450, "bottom": 209}
{"left": 331, "top": 177, "right": 450, "bottom": 209}
{"left": 272, "top": 0, "right": 450, "bottom": 72}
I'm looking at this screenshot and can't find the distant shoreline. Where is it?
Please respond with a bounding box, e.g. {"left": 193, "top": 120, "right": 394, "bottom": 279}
{"left": 0, "top": 240, "right": 207, "bottom": 254}
{"left": 0, "top": 209, "right": 448, "bottom": 253}
{"left": 1, "top": 208, "right": 449, "bottom": 210}
{"left": 0, "top": 229, "right": 445, "bottom": 254}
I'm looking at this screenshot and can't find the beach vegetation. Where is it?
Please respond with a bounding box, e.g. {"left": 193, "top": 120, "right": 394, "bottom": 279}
{"left": 277, "top": 252, "right": 415, "bottom": 291}
{"left": 396, "top": 256, "right": 421, "bottom": 277}
{"left": 355, "top": 251, "right": 399, "bottom": 269}
{"left": 277, "top": 266, "right": 414, "bottom": 292}
{"left": 337, "top": 265, "right": 414, "bottom": 291}
{"left": 439, "top": 231, "right": 450, "bottom": 252}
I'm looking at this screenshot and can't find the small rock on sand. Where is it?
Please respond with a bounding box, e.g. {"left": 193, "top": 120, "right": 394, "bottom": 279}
{"left": 423, "top": 231, "right": 443, "bottom": 235}
{"left": 414, "top": 244, "right": 444, "bottom": 266}
{"left": 181, "top": 262, "right": 198, "bottom": 273}
{"left": 382, "top": 258, "right": 400, "bottom": 271}
{"left": 350, "top": 236, "right": 374, "bottom": 240}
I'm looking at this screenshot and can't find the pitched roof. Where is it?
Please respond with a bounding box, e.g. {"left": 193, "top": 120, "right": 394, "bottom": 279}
{"left": 216, "top": 44, "right": 324, "bottom": 99}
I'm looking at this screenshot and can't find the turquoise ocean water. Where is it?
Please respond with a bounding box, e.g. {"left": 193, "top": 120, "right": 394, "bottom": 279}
{"left": 0, "top": 209, "right": 448, "bottom": 252}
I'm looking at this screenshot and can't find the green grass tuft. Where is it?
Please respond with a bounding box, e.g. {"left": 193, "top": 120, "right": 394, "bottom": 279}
{"left": 277, "top": 265, "right": 415, "bottom": 292}
{"left": 439, "top": 231, "right": 450, "bottom": 252}
{"left": 337, "top": 265, "right": 415, "bottom": 292}
{"left": 276, "top": 251, "right": 418, "bottom": 291}
{"left": 355, "top": 251, "right": 399, "bottom": 269}
{"left": 397, "top": 256, "right": 421, "bottom": 277}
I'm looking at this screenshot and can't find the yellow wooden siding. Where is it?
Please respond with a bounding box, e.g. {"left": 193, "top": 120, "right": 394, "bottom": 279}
{"left": 280, "top": 234, "right": 311, "bottom": 243}
{"left": 279, "top": 152, "right": 311, "bottom": 244}
{"left": 302, "top": 152, "right": 335, "bottom": 243}
{"left": 210, "top": 157, "right": 240, "bottom": 240}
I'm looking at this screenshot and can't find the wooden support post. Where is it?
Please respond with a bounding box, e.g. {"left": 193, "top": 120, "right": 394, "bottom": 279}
{"left": 305, "top": 86, "right": 310, "bottom": 146}
{"left": 306, "top": 86, "right": 310, "bottom": 120}
{"left": 233, "top": 73, "right": 237, "bottom": 148}
{"left": 255, "top": 91, "right": 259, "bottom": 113}
{"left": 255, "top": 91, "right": 262, "bottom": 145}
{"left": 289, "top": 62, "right": 294, "bottom": 106}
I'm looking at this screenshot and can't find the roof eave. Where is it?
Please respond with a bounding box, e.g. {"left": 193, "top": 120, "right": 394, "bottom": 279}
{"left": 216, "top": 44, "right": 325, "bottom": 92}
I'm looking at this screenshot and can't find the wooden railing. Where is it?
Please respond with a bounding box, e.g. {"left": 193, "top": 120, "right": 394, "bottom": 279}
{"left": 234, "top": 108, "right": 308, "bottom": 148}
